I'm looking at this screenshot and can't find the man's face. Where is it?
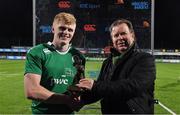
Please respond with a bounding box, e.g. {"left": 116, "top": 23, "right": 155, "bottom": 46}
{"left": 52, "top": 21, "right": 76, "bottom": 46}
{"left": 111, "top": 23, "right": 134, "bottom": 53}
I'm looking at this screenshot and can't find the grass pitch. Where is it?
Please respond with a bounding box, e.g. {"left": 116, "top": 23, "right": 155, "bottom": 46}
{"left": 0, "top": 60, "right": 180, "bottom": 114}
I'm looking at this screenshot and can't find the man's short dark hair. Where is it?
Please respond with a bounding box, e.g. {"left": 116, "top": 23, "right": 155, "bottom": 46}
{"left": 109, "top": 19, "right": 134, "bottom": 33}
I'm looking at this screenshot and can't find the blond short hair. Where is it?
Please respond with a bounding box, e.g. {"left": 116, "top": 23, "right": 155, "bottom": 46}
{"left": 53, "top": 12, "right": 76, "bottom": 25}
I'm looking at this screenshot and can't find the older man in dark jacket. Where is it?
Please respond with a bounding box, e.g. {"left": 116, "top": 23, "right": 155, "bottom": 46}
{"left": 77, "top": 19, "right": 156, "bottom": 114}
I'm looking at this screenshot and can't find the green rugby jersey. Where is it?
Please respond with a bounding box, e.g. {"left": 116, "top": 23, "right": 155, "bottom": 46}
{"left": 24, "top": 42, "right": 85, "bottom": 114}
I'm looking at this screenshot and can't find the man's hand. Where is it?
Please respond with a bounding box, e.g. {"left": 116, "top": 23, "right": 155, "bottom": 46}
{"left": 66, "top": 95, "right": 84, "bottom": 112}
{"left": 76, "top": 78, "right": 94, "bottom": 90}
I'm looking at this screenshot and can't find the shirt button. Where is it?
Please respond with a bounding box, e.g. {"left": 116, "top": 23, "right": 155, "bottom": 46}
{"left": 132, "top": 108, "right": 135, "bottom": 112}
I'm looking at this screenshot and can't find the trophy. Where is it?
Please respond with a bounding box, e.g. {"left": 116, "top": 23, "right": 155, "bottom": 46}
{"left": 67, "top": 55, "right": 85, "bottom": 95}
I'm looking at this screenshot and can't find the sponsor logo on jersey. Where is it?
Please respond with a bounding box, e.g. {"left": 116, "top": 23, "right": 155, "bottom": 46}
{"left": 50, "top": 68, "right": 74, "bottom": 85}
{"left": 65, "top": 68, "right": 74, "bottom": 77}
{"left": 51, "top": 78, "right": 68, "bottom": 85}
{"left": 61, "top": 75, "right": 66, "bottom": 78}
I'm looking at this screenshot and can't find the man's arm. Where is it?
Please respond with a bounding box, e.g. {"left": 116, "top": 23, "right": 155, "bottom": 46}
{"left": 24, "top": 73, "right": 76, "bottom": 105}
{"left": 76, "top": 60, "right": 110, "bottom": 105}
{"left": 77, "top": 53, "right": 156, "bottom": 98}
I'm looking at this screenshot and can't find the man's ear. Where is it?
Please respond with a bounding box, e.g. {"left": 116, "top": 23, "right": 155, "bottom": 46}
{"left": 51, "top": 27, "right": 54, "bottom": 33}
{"left": 131, "top": 32, "right": 136, "bottom": 41}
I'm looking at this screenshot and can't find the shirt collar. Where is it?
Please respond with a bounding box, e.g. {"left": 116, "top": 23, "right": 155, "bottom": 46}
{"left": 45, "top": 41, "right": 72, "bottom": 55}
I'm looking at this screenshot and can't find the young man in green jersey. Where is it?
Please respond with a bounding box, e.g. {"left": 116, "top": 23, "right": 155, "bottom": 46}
{"left": 24, "top": 12, "right": 85, "bottom": 114}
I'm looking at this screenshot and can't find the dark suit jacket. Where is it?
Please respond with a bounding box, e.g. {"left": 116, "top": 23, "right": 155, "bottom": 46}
{"left": 82, "top": 44, "right": 156, "bottom": 114}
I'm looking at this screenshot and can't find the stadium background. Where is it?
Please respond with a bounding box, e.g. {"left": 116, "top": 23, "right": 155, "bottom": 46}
{"left": 0, "top": 0, "right": 180, "bottom": 49}
{"left": 0, "top": 0, "right": 180, "bottom": 114}
{"left": 34, "top": 0, "right": 151, "bottom": 49}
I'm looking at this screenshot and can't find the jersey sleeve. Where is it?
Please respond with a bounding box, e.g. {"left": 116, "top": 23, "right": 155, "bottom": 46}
{"left": 24, "top": 48, "right": 43, "bottom": 75}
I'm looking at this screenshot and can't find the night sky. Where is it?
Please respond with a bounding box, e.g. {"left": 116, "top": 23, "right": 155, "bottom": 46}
{"left": 0, "top": 0, "right": 32, "bottom": 47}
{"left": 0, "top": 0, "right": 180, "bottom": 49}
{"left": 155, "top": 0, "right": 180, "bottom": 49}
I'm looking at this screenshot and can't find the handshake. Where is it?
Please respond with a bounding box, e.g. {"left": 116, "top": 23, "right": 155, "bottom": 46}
{"left": 65, "top": 78, "right": 94, "bottom": 112}
{"left": 64, "top": 78, "right": 94, "bottom": 112}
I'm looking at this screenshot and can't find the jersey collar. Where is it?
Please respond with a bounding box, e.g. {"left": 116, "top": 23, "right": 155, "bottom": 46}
{"left": 46, "top": 41, "right": 72, "bottom": 55}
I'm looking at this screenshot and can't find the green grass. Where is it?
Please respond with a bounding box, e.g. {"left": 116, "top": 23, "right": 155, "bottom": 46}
{"left": 0, "top": 60, "right": 31, "bottom": 114}
{"left": 0, "top": 60, "right": 180, "bottom": 114}
{"left": 155, "top": 63, "right": 180, "bottom": 114}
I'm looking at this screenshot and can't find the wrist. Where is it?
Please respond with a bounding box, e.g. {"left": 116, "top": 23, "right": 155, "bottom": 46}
{"left": 91, "top": 80, "right": 96, "bottom": 91}
{"left": 45, "top": 93, "right": 71, "bottom": 104}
